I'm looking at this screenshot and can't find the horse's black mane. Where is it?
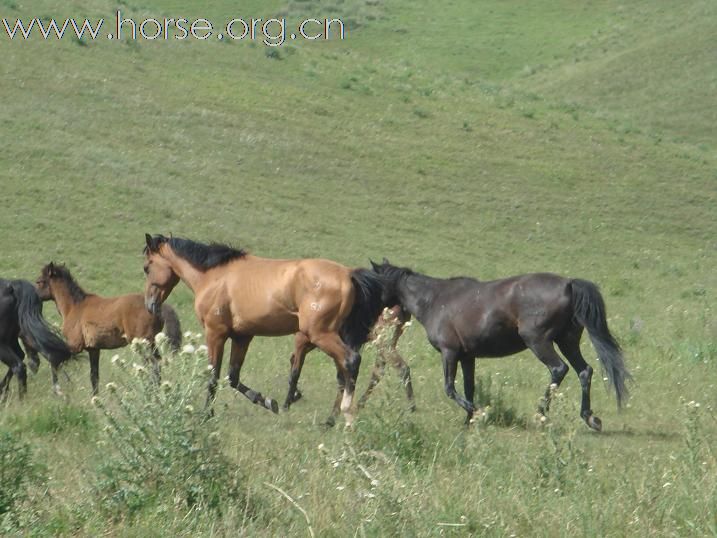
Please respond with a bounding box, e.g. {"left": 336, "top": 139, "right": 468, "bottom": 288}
{"left": 43, "top": 264, "right": 88, "bottom": 303}
{"left": 146, "top": 235, "right": 247, "bottom": 270}
{"left": 378, "top": 262, "right": 414, "bottom": 283}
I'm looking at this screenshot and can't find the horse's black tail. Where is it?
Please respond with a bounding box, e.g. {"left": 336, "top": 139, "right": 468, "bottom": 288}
{"left": 160, "top": 303, "right": 182, "bottom": 352}
{"left": 570, "top": 278, "right": 632, "bottom": 408}
{"left": 11, "top": 280, "right": 71, "bottom": 368}
{"left": 340, "top": 269, "right": 386, "bottom": 351}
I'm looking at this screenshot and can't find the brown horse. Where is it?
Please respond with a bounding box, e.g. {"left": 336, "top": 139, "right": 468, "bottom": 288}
{"left": 142, "top": 234, "right": 384, "bottom": 426}
{"left": 36, "top": 263, "right": 182, "bottom": 395}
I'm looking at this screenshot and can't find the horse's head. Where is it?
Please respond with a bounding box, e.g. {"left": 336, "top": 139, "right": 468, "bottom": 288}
{"left": 35, "top": 262, "right": 57, "bottom": 301}
{"left": 143, "top": 234, "right": 179, "bottom": 315}
{"left": 370, "top": 257, "right": 404, "bottom": 308}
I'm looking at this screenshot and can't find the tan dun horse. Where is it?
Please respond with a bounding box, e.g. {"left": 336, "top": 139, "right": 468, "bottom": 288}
{"left": 36, "top": 263, "right": 182, "bottom": 395}
{"left": 142, "top": 234, "right": 384, "bottom": 426}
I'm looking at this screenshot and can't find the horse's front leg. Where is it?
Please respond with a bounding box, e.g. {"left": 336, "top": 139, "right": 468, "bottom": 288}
{"left": 283, "top": 332, "right": 314, "bottom": 410}
{"left": 204, "top": 329, "right": 228, "bottom": 415}
{"left": 227, "top": 334, "right": 278, "bottom": 414}
{"left": 441, "top": 348, "right": 475, "bottom": 423}
{"left": 459, "top": 357, "right": 476, "bottom": 424}
{"left": 88, "top": 348, "right": 101, "bottom": 396}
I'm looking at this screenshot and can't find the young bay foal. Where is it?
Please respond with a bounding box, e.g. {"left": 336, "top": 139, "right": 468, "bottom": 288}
{"left": 142, "top": 234, "right": 384, "bottom": 426}
{"left": 372, "top": 260, "right": 631, "bottom": 430}
{"left": 36, "top": 263, "right": 182, "bottom": 395}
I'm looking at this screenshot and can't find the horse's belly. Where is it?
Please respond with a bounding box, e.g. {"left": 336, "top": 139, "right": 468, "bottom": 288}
{"left": 469, "top": 332, "right": 526, "bottom": 358}
{"left": 233, "top": 313, "right": 298, "bottom": 337}
{"left": 83, "top": 323, "right": 127, "bottom": 349}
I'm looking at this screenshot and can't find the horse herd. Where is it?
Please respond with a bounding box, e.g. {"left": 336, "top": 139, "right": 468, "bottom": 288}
{"left": 1, "top": 233, "right": 631, "bottom": 430}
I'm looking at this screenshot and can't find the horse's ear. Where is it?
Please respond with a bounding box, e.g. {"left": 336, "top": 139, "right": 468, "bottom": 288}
{"left": 47, "top": 262, "right": 55, "bottom": 276}
{"left": 145, "top": 233, "right": 154, "bottom": 251}
{"left": 382, "top": 257, "right": 390, "bottom": 265}
{"left": 370, "top": 259, "right": 380, "bottom": 271}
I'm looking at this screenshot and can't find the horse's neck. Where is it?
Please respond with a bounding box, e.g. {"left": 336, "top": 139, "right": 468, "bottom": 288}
{"left": 51, "top": 281, "right": 82, "bottom": 318}
{"left": 398, "top": 273, "right": 439, "bottom": 322}
{"left": 165, "top": 250, "right": 208, "bottom": 293}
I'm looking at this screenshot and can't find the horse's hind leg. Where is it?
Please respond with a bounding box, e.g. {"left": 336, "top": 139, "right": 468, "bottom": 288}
{"left": 227, "top": 335, "right": 278, "bottom": 414}
{"left": 283, "top": 333, "right": 314, "bottom": 410}
{"left": 557, "top": 328, "right": 601, "bottom": 431}
{"left": 522, "top": 336, "right": 569, "bottom": 417}
{"left": 313, "top": 332, "right": 360, "bottom": 427}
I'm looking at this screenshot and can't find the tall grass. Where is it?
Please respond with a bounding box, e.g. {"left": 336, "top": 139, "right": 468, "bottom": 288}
{"left": 91, "top": 337, "right": 255, "bottom": 522}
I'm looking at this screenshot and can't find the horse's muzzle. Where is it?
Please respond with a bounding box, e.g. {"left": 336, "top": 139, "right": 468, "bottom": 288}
{"left": 145, "top": 297, "right": 160, "bottom": 316}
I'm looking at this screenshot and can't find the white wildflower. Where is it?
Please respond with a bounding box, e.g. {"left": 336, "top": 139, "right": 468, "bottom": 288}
{"left": 105, "top": 382, "right": 118, "bottom": 392}
{"left": 182, "top": 344, "right": 196, "bottom": 354}
{"left": 154, "top": 332, "right": 167, "bottom": 345}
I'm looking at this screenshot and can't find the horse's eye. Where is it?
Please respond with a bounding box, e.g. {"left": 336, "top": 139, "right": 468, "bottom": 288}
{"left": 143, "top": 266, "right": 149, "bottom": 275}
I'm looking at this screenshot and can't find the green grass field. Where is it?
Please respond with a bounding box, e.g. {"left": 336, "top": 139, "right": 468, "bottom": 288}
{"left": 1, "top": 0, "right": 715, "bottom": 535}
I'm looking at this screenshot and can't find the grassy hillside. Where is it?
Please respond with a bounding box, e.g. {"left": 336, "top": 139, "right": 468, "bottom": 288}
{"left": 1, "top": 0, "right": 715, "bottom": 535}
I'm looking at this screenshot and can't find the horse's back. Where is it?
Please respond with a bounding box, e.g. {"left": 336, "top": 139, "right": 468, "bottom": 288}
{"left": 200, "top": 256, "right": 354, "bottom": 336}
{"left": 78, "top": 293, "right": 159, "bottom": 346}
{"left": 429, "top": 273, "right": 573, "bottom": 356}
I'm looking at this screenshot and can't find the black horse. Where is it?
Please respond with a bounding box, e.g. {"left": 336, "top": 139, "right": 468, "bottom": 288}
{"left": 0, "top": 278, "right": 71, "bottom": 399}
{"left": 371, "top": 260, "right": 631, "bottom": 430}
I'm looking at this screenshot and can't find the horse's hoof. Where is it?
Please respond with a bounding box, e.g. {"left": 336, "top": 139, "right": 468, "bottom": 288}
{"left": 586, "top": 414, "right": 602, "bottom": 432}
{"left": 324, "top": 416, "right": 337, "bottom": 428}
{"left": 267, "top": 398, "right": 279, "bottom": 414}
{"left": 408, "top": 403, "right": 417, "bottom": 413}
{"left": 293, "top": 389, "right": 303, "bottom": 402}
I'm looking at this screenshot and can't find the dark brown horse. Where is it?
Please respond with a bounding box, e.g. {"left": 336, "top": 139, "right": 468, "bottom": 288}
{"left": 142, "top": 234, "right": 384, "bottom": 426}
{"left": 36, "top": 263, "right": 182, "bottom": 395}
{"left": 372, "top": 260, "right": 631, "bottom": 430}
{"left": 0, "top": 278, "right": 71, "bottom": 399}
